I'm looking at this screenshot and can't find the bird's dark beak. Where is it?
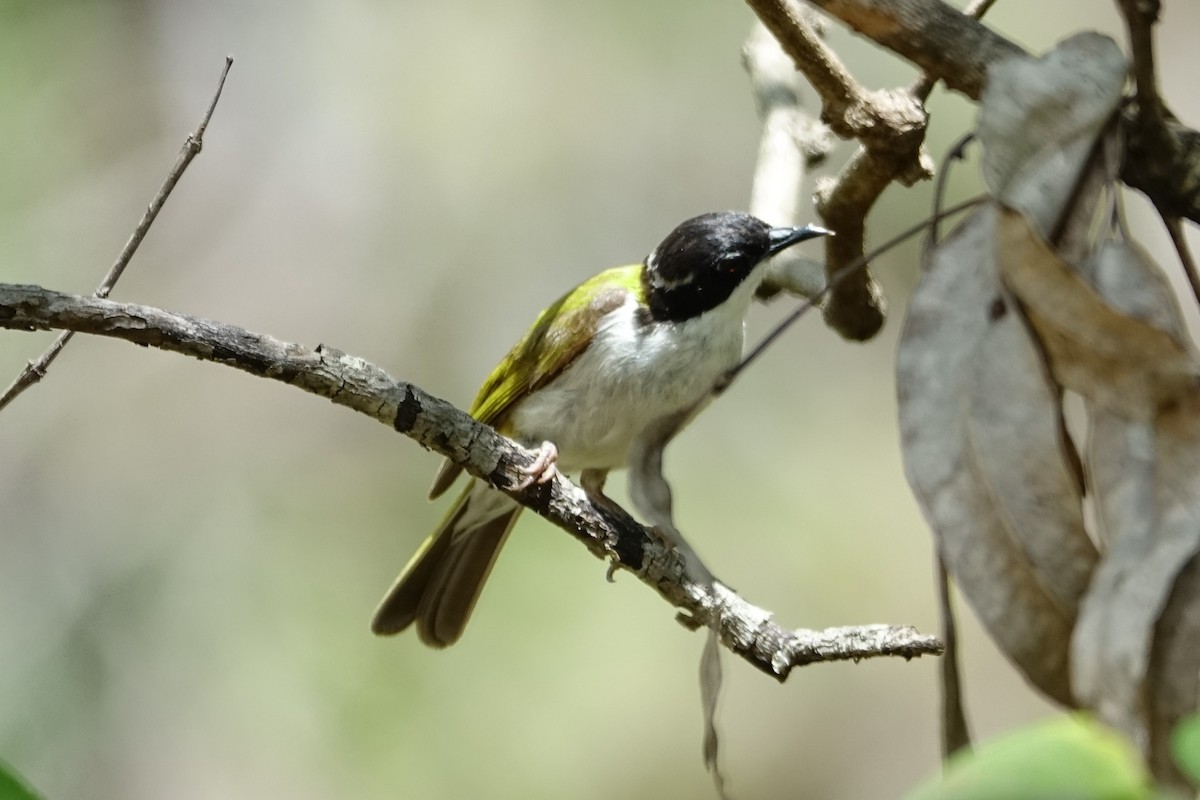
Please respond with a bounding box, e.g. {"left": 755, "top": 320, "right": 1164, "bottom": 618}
{"left": 767, "top": 224, "right": 833, "bottom": 256}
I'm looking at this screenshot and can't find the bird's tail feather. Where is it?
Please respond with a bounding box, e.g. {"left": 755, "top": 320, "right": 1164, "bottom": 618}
{"left": 371, "top": 482, "right": 521, "bottom": 647}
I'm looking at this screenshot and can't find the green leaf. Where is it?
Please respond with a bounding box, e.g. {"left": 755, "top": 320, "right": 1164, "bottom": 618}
{"left": 906, "top": 714, "right": 1150, "bottom": 800}
{"left": 0, "top": 758, "right": 44, "bottom": 800}
{"left": 1171, "top": 714, "right": 1200, "bottom": 785}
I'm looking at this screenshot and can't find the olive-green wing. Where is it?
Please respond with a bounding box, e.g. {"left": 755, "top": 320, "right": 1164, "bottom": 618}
{"left": 428, "top": 264, "right": 643, "bottom": 498}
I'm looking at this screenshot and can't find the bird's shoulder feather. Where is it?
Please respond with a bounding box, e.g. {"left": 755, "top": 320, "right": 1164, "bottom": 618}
{"left": 429, "top": 263, "right": 644, "bottom": 498}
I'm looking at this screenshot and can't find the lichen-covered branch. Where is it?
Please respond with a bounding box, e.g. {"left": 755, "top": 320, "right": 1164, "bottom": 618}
{"left": 0, "top": 282, "right": 943, "bottom": 677}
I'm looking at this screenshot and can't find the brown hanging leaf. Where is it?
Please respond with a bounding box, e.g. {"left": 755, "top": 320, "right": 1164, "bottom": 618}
{"left": 996, "top": 208, "right": 1200, "bottom": 420}
{"left": 897, "top": 31, "right": 1125, "bottom": 708}
{"left": 898, "top": 205, "right": 1098, "bottom": 705}
{"left": 1091, "top": 244, "right": 1200, "bottom": 781}
{"left": 1076, "top": 237, "right": 1192, "bottom": 547}
{"left": 1082, "top": 237, "right": 1188, "bottom": 336}
{"left": 1040, "top": 233, "right": 1200, "bottom": 767}
{"left": 899, "top": 22, "right": 1200, "bottom": 784}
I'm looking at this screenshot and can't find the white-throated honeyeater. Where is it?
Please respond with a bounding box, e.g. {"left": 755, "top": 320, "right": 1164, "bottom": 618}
{"left": 372, "top": 211, "right": 829, "bottom": 646}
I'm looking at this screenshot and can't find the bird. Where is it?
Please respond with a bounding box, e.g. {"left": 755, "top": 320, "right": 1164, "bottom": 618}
{"left": 371, "top": 211, "right": 830, "bottom": 647}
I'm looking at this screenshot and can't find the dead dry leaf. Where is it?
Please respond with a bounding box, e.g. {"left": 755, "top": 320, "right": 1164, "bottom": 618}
{"left": 1075, "top": 396, "right": 1200, "bottom": 754}
{"left": 997, "top": 208, "right": 1199, "bottom": 419}
{"left": 1146, "top": 555, "right": 1200, "bottom": 789}
{"left": 1015, "top": 227, "right": 1200, "bottom": 766}
{"left": 979, "top": 32, "right": 1126, "bottom": 230}
{"left": 898, "top": 205, "right": 1097, "bottom": 705}
{"left": 1065, "top": 236, "right": 1200, "bottom": 760}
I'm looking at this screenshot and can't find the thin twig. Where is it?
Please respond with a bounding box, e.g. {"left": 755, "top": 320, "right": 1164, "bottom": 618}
{"left": 928, "top": 134, "right": 976, "bottom": 248}
{"left": 936, "top": 554, "right": 972, "bottom": 757}
{"left": 0, "top": 56, "right": 234, "bottom": 413}
{"left": 926, "top": 140, "right": 975, "bottom": 757}
{"left": 963, "top": 0, "right": 1001, "bottom": 21}
{"left": 1163, "top": 216, "right": 1200, "bottom": 309}
{"left": 716, "top": 195, "right": 986, "bottom": 394}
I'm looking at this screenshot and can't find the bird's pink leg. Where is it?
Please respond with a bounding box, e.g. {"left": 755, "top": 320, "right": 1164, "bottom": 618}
{"left": 512, "top": 440, "right": 559, "bottom": 490}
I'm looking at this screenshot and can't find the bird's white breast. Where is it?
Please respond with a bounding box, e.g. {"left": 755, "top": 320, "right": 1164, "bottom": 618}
{"left": 506, "top": 284, "right": 753, "bottom": 474}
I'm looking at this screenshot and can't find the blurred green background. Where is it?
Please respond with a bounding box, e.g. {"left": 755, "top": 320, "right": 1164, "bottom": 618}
{"left": 1, "top": 1, "right": 1197, "bottom": 798}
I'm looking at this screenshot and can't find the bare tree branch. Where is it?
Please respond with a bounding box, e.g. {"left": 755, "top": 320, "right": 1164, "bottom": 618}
{"left": 926, "top": 131, "right": 978, "bottom": 759}
{"left": 936, "top": 555, "right": 972, "bottom": 757}
{"left": 0, "top": 282, "right": 943, "bottom": 678}
{"left": 746, "top": 0, "right": 909, "bottom": 340}
{"left": 1163, "top": 216, "right": 1200, "bottom": 308}
{"left": 779, "top": 0, "right": 1199, "bottom": 224}
{"left": 743, "top": 21, "right": 833, "bottom": 301}
{"left": 0, "top": 56, "right": 234, "bottom": 413}
{"left": 909, "top": 0, "right": 1001, "bottom": 100}
{"left": 1116, "top": 0, "right": 1163, "bottom": 120}
{"left": 745, "top": 0, "right": 1016, "bottom": 342}
{"left": 1114, "top": 0, "right": 1200, "bottom": 307}
{"left": 796, "top": 0, "right": 1025, "bottom": 100}
{"left": 748, "top": 0, "right": 870, "bottom": 142}
{"left": 1121, "top": 114, "right": 1200, "bottom": 225}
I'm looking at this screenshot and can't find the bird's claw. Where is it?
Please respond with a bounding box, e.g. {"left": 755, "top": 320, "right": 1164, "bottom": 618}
{"left": 512, "top": 441, "right": 559, "bottom": 491}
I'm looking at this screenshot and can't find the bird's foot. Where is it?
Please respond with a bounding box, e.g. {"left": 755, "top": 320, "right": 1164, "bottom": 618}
{"left": 581, "top": 469, "right": 626, "bottom": 520}
{"left": 512, "top": 440, "right": 559, "bottom": 490}
{"left": 581, "top": 468, "right": 627, "bottom": 563}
